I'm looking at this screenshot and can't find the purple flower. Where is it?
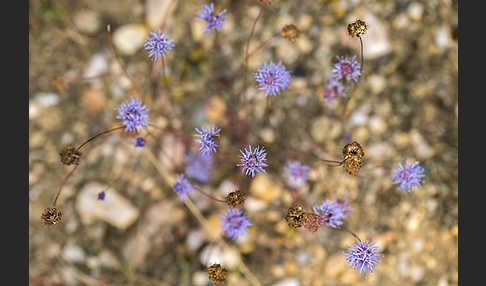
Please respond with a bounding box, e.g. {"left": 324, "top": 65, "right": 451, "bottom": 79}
{"left": 323, "top": 78, "right": 346, "bottom": 103}
{"left": 336, "top": 195, "right": 353, "bottom": 217}
{"left": 254, "top": 61, "right": 292, "bottom": 96}
{"left": 391, "top": 161, "right": 425, "bottom": 192}
{"left": 173, "top": 174, "right": 194, "bottom": 201}
{"left": 134, "top": 137, "right": 145, "bottom": 148}
{"left": 97, "top": 190, "right": 106, "bottom": 201}
{"left": 194, "top": 125, "right": 221, "bottom": 155}
{"left": 184, "top": 152, "right": 213, "bottom": 182}
{"left": 115, "top": 97, "right": 149, "bottom": 134}
{"left": 331, "top": 56, "right": 361, "bottom": 83}
{"left": 221, "top": 208, "right": 252, "bottom": 238}
{"left": 343, "top": 133, "right": 352, "bottom": 142}
{"left": 237, "top": 145, "right": 268, "bottom": 178}
{"left": 283, "top": 160, "right": 311, "bottom": 188}
{"left": 144, "top": 29, "right": 175, "bottom": 62}
{"left": 313, "top": 200, "right": 345, "bottom": 228}
{"left": 196, "top": 3, "right": 227, "bottom": 34}
{"left": 344, "top": 239, "right": 383, "bottom": 276}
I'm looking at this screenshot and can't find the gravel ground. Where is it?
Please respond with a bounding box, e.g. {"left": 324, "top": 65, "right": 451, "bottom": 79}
{"left": 29, "top": 0, "right": 458, "bottom": 285}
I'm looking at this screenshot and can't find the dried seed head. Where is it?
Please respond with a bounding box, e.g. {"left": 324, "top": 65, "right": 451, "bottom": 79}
{"left": 285, "top": 204, "right": 306, "bottom": 229}
{"left": 225, "top": 190, "right": 247, "bottom": 209}
{"left": 41, "top": 207, "right": 62, "bottom": 225}
{"left": 281, "top": 24, "right": 300, "bottom": 42}
{"left": 347, "top": 19, "right": 368, "bottom": 38}
{"left": 59, "top": 146, "right": 82, "bottom": 166}
{"left": 342, "top": 141, "right": 364, "bottom": 176}
{"left": 303, "top": 212, "right": 321, "bottom": 232}
{"left": 343, "top": 141, "right": 364, "bottom": 161}
{"left": 207, "top": 264, "right": 227, "bottom": 285}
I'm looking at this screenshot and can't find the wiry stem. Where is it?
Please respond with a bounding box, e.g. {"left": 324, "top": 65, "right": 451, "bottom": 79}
{"left": 319, "top": 158, "right": 344, "bottom": 166}
{"left": 106, "top": 25, "right": 142, "bottom": 98}
{"left": 337, "top": 225, "right": 361, "bottom": 242}
{"left": 194, "top": 186, "right": 226, "bottom": 203}
{"left": 242, "top": 5, "right": 265, "bottom": 104}
{"left": 359, "top": 36, "right": 364, "bottom": 75}
{"left": 53, "top": 165, "right": 78, "bottom": 206}
{"left": 76, "top": 126, "right": 125, "bottom": 151}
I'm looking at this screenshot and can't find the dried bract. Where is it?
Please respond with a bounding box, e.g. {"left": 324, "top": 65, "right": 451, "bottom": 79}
{"left": 342, "top": 141, "right": 364, "bottom": 176}
{"left": 347, "top": 19, "right": 368, "bottom": 38}
{"left": 59, "top": 146, "right": 81, "bottom": 166}
{"left": 41, "top": 207, "right": 62, "bottom": 225}
{"left": 303, "top": 212, "right": 321, "bottom": 232}
{"left": 207, "top": 264, "right": 228, "bottom": 285}
{"left": 225, "top": 190, "right": 247, "bottom": 209}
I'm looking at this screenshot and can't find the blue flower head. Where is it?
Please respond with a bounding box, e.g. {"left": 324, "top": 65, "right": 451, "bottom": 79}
{"left": 221, "top": 208, "right": 252, "bottom": 239}
{"left": 391, "top": 161, "right": 425, "bottom": 192}
{"left": 323, "top": 78, "right": 347, "bottom": 103}
{"left": 283, "top": 160, "right": 311, "bottom": 188}
{"left": 116, "top": 97, "right": 149, "bottom": 134}
{"left": 173, "top": 174, "right": 194, "bottom": 201}
{"left": 254, "top": 61, "right": 292, "bottom": 96}
{"left": 194, "top": 125, "right": 221, "bottom": 155}
{"left": 196, "top": 3, "right": 227, "bottom": 34}
{"left": 331, "top": 56, "right": 361, "bottom": 83}
{"left": 134, "top": 137, "right": 145, "bottom": 148}
{"left": 237, "top": 145, "right": 268, "bottom": 178}
{"left": 184, "top": 152, "right": 214, "bottom": 182}
{"left": 336, "top": 195, "right": 353, "bottom": 217}
{"left": 344, "top": 239, "right": 383, "bottom": 276}
{"left": 313, "top": 200, "right": 345, "bottom": 228}
{"left": 144, "top": 29, "right": 175, "bottom": 62}
{"left": 97, "top": 190, "right": 106, "bottom": 201}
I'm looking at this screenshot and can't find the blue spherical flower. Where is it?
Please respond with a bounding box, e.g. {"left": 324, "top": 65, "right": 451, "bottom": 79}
{"left": 144, "top": 29, "right": 175, "bottom": 62}
{"left": 97, "top": 190, "right": 106, "bottom": 201}
{"left": 391, "top": 161, "right": 425, "bottom": 192}
{"left": 221, "top": 208, "right": 252, "bottom": 238}
{"left": 313, "top": 200, "right": 345, "bottom": 228}
{"left": 283, "top": 160, "right": 311, "bottom": 188}
{"left": 134, "top": 137, "right": 145, "bottom": 148}
{"left": 254, "top": 61, "right": 292, "bottom": 96}
{"left": 335, "top": 196, "right": 353, "bottom": 217}
{"left": 116, "top": 97, "right": 150, "bottom": 134}
{"left": 323, "top": 78, "right": 347, "bottom": 103}
{"left": 237, "top": 145, "right": 268, "bottom": 178}
{"left": 194, "top": 125, "right": 221, "bottom": 155}
{"left": 331, "top": 56, "right": 361, "bottom": 83}
{"left": 184, "top": 152, "right": 213, "bottom": 182}
{"left": 173, "top": 174, "right": 194, "bottom": 201}
{"left": 344, "top": 239, "right": 383, "bottom": 276}
{"left": 196, "top": 3, "right": 227, "bottom": 34}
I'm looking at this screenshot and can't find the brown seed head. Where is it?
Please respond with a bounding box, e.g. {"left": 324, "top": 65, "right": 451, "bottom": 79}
{"left": 225, "top": 190, "right": 247, "bottom": 209}
{"left": 281, "top": 24, "right": 300, "bottom": 42}
{"left": 41, "top": 207, "right": 62, "bottom": 225}
{"left": 59, "top": 146, "right": 82, "bottom": 166}
{"left": 347, "top": 19, "right": 368, "bottom": 38}
{"left": 303, "top": 212, "right": 321, "bottom": 232}
{"left": 207, "top": 264, "right": 227, "bottom": 285}
{"left": 285, "top": 204, "right": 306, "bottom": 229}
{"left": 342, "top": 141, "right": 364, "bottom": 176}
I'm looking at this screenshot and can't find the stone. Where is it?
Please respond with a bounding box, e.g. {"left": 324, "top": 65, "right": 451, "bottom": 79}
{"left": 362, "top": 13, "right": 391, "bottom": 59}
{"left": 62, "top": 242, "right": 85, "bottom": 263}
{"left": 146, "top": 0, "right": 173, "bottom": 30}
{"left": 250, "top": 174, "right": 282, "bottom": 202}
{"left": 73, "top": 9, "right": 101, "bottom": 34}
{"left": 271, "top": 278, "right": 300, "bottom": 286}
{"left": 75, "top": 183, "right": 139, "bottom": 230}
{"left": 113, "top": 24, "right": 148, "bottom": 55}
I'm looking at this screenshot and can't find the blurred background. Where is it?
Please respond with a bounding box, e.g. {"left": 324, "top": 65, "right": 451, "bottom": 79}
{"left": 29, "top": 0, "right": 458, "bottom": 285}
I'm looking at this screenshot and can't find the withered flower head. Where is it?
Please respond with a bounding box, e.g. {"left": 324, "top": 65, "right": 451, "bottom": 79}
{"left": 342, "top": 141, "right": 364, "bottom": 176}
{"left": 303, "top": 212, "right": 321, "bottom": 232}
{"left": 285, "top": 204, "right": 306, "bottom": 229}
{"left": 41, "top": 207, "right": 62, "bottom": 225}
{"left": 59, "top": 146, "right": 82, "bottom": 166}
{"left": 347, "top": 19, "right": 368, "bottom": 38}
{"left": 225, "top": 190, "right": 247, "bottom": 209}
{"left": 207, "top": 264, "right": 228, "bottom": 285}
{"left": 281, "top": 24, "right": 300, "bottom": 42}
